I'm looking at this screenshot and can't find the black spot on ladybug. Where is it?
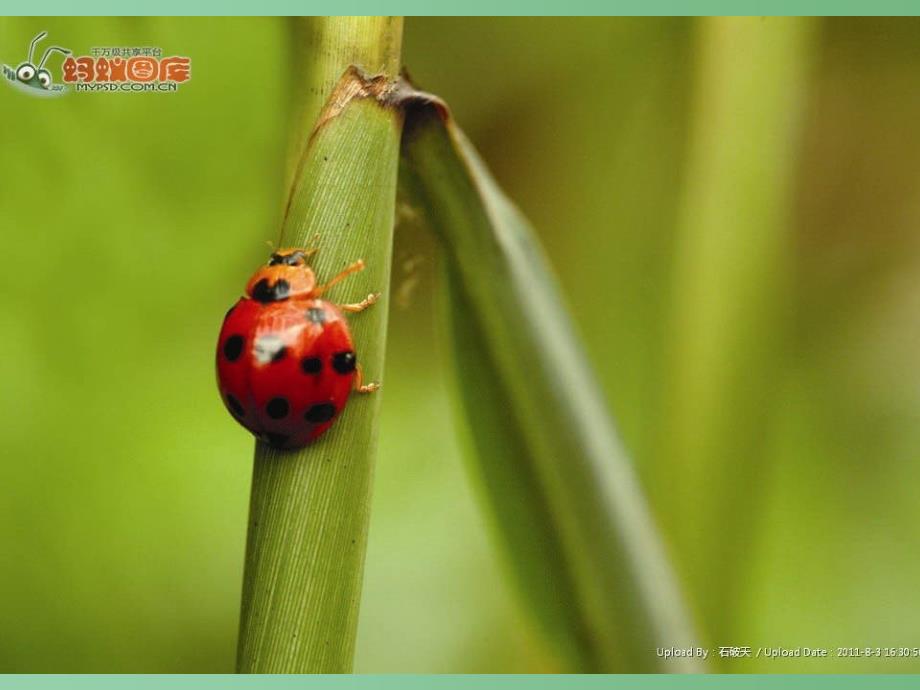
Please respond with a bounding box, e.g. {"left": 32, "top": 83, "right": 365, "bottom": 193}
{"left": 301, "top": 356, "right": 322, "bottom": 374}
{"left": 266, "top": 397, "right": 290, "bottom": 419}
{"left": 263, "top": 432, "right": 289, "bottom": 448}
{"left": 223, "top": 335, "right": 244, "bottom": 362}
{"left": 332, "top": 351, "right": 356, "bottom": 374}
{"left": 306, "top": 307, "right": 326, "bottom": 324}
{"left": 226, "top": 393, "right": 244, "bottom": 417}
{"left": 252, "top": 278, "right": 291, "bottom": 303}
{"left": 305, "top": 402, "right": 336, "bottom": 423}
{"left": 254, "top": 335, "right": 286, "bottom": 364}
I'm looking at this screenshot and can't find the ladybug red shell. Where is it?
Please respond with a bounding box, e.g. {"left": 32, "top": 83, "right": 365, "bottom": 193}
{"left": 217, "top": 247, "right": 379, "bottom": 449}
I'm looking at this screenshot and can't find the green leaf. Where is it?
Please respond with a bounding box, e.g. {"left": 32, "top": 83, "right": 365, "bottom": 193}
{"left": 236, "top": 18, "right": 403, "bottom": 674}
{"left": 399, "top": 97, "right": 701, "bottom": 672}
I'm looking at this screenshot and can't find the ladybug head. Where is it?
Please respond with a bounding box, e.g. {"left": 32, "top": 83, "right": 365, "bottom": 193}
{"left": 245, "top": 247, "right": 317, "bottom": 303}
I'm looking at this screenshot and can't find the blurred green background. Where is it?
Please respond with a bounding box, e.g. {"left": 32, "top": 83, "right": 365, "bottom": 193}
{"left": 1, "top": 16, "right": 919, "bottom": 673}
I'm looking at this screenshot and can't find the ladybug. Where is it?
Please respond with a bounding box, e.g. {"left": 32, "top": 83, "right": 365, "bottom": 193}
{"left": 217, "top": 247, "right": 380, "bottom": 449}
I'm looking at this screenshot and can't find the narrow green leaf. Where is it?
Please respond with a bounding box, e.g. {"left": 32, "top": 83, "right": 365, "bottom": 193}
{"left": 236, "top": 18, "right": 403, "bottom": 674}
{"left": 399, "top": 97, "right": 701, "bottom": 672}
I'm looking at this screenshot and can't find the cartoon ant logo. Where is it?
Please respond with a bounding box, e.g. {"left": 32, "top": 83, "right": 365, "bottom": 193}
{"left": 2, "top": 31, "right": 71, "bottom": 96}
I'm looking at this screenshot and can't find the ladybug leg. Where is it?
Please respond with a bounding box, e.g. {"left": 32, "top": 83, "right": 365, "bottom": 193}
{"left": 339, "top": 292, "right": 381, "bottom": 313}
{"left": 314, "top": 259, "right": 366, "bottom": 296}
{"left": 354, "top": 364, "right": 380, "bottom": 394}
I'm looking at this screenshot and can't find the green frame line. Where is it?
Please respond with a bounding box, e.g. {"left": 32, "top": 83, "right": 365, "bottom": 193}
{"left": 4, "top": 3, "right": 920, "bottom": 16}
{"left": 0, "top": 674, "right": 919, "bottom": 688}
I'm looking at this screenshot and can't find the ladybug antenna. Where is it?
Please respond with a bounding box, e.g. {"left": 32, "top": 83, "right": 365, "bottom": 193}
{"left": 27, "top": 31, "right": 47, "bottom": 64}
{"left": 38, "top": 45, "right": 70, "bottom": 70}
{"left": 304, "top": 233, "right": 321, "bottom": 263}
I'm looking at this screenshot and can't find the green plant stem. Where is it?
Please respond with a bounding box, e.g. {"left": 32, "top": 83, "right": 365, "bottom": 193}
{"left": 236, "top": 17, "right": 403, "bottom": 674}
{"left": 288, "top": 17, "right": 403, "bottom": 173}
{"left": 655, "top": 17, "right": 815, "bottom": 644}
